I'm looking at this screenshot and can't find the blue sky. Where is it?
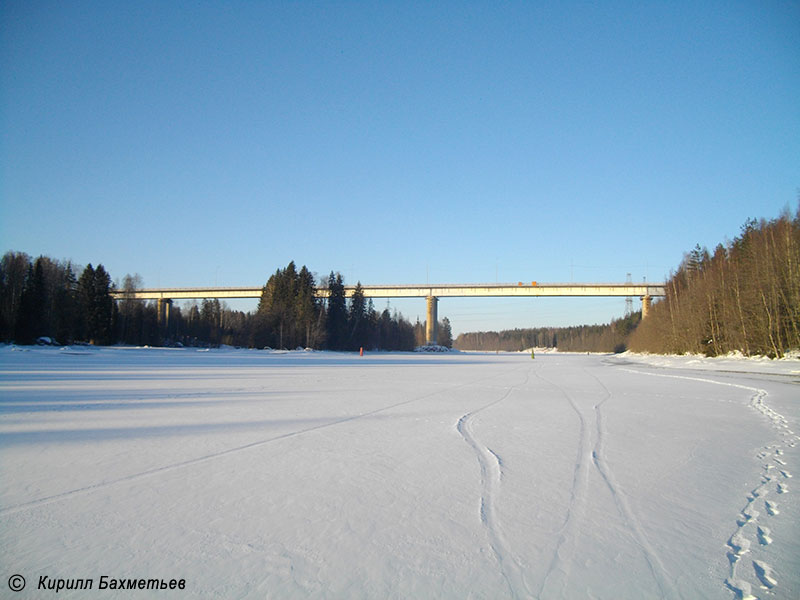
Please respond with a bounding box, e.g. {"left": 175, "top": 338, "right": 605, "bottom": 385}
{"left": 2, "top": 1, "right": 798, "bottom": 334}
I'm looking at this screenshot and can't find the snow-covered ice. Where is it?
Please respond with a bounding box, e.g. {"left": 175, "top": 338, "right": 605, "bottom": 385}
{"left": 1, "top": 346, "right": 798, "bottom": 599}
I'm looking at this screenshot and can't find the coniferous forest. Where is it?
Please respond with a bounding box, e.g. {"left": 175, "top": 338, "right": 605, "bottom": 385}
{"left": 2, "top": 207, "right": 798, "bottom": 356}
{"left": 0, "top": 256, "right": 443, "bottom": 351}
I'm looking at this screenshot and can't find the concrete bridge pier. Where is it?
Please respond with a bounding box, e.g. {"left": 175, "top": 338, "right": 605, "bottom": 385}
{"left": 157, "top": 298, "right": 172, "bottom": 329}
{"left": 641, "top": 295, "right": 652, "bottom": 319}
{"left": 426, "top": 296, "right": 438, "bottom": 345}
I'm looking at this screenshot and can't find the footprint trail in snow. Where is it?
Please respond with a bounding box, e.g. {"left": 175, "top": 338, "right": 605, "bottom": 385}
{"left": 622, "top": 369, "right": 797, "bottom": 600}
{"left": 726, "top": 387, "right": 797, "bottom": 600}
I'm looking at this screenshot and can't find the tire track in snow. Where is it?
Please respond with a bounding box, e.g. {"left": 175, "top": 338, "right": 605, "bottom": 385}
{"left": 620, "top": 367, "right": 797, "bottom": 600}
{"left": 1, "top": 370, "right": 521, "bottom": 517}
{"left": 456, "top": 367, "right": 533, "bottom": 600}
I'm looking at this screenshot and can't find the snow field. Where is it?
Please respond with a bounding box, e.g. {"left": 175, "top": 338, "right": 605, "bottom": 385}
{"left": 1, "top": 347, "right": 798, "bottom": 599}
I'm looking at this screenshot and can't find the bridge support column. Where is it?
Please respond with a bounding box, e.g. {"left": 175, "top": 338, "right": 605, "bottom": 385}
{"left": 157, "top": 298, "right": 172, "bottom": 329}
{"left": 641, "top": 295, "right": 651, "bottom": 319}
{"left": 426, "top": 296, "right": 438, "bottom": 345}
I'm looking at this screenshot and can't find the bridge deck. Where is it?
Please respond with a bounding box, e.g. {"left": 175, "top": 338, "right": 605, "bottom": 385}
{"left": 112, "top": 283, "right": 666, "bottom": 301}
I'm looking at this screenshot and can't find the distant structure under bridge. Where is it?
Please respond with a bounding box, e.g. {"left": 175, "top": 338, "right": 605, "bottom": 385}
{"left": 112, "top": 282, "right": 666, "bottom": 346}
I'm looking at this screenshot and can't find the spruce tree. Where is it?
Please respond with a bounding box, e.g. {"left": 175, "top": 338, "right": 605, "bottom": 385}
{"left": 325, "top": 272, "right": 347, "bottom": 350}
{"left": 296, "top": 266, "right": 319, "bottom": 348}
{"left": 348, "top": 282, "right": 367, "bottom": 350}
{"left": 15, "top": 261, "right": 46, "bottom": 343}
{"left": 92, "top": 265, "right": 114, "bottom": 345}
{"left": 53, "top": 263, "right": 79, "bottom": 343}
{"left": 77, "top": 264, "right": 95, "bottom": 341}
{"left": 78, "top": 264, "right": 113, "bottom": 345}
{"left": 255, "top": 262, "right": 320, "bottom": 349}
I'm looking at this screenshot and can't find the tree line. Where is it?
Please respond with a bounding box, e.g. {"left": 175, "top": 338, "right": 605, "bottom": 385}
{"left": 629, "top": 207, "right": 800, "bottom": 357}
{"left": 0, "top": 253, "right": 257, "bottom": 348}
{"left": 251, "top": 262, "right": 451, "bottom": 351}
{"left": 454, "top": 312, "right": 640, "bottom": 353}
{"left": 0, "top": 253, "right": 115, "bottom": 345}
{"left": 456, "top": 205, "right": 799, "bottom": 358}
{"left": 10, "top": 204, "right": 795, "bottom": 357}
{"left": 0, "top": 254, "right": 451, "bottom": 351}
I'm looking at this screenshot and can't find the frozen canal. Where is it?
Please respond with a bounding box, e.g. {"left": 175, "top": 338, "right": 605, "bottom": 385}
{"left": 1, "top": 347, "right": 798, "bottom": 599}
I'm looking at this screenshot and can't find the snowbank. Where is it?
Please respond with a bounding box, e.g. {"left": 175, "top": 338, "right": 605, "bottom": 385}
{"left": 615, "top": 350, "right": 800, "bottom": 376}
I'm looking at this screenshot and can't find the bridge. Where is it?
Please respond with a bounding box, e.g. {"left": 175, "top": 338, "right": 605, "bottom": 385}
{"left": 112, "top": 282, "right": 665, "bottom": 345}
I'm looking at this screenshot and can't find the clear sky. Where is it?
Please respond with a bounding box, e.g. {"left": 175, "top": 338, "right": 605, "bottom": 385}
{"left": 2, "top": 1, "right": 798, "bottom": 335}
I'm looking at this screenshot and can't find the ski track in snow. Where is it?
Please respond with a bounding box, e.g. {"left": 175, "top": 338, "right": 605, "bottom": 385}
{"left": 0, "top": 369, "right": 521, "bottom": 518}
{"left": 621, "top": 367, "right": 800, "bottom": 600}
{"left": 534, "top": 369, "right": 591, "bottom": 598}
{"left": 536, "top": 368, "right": 679, "bottom": 600}
{"left": 455, "top": 366, "right": 534, "bottom": 600}
{"left": 587, "top": 371, "right": 680, "bottom": 600}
